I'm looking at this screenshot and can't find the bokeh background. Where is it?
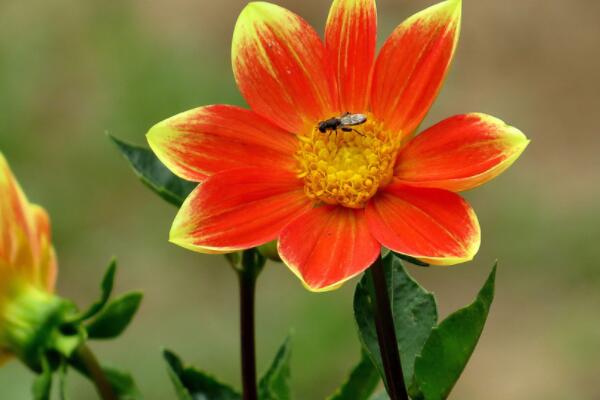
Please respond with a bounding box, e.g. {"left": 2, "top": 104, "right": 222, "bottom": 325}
{"left": 1, "top": 0, "right": 599, "bottom": 398}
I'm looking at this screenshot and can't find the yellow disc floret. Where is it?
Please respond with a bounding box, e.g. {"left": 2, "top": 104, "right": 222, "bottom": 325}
{"left": 297, "top": 114, "right": 400, "bottom": 208}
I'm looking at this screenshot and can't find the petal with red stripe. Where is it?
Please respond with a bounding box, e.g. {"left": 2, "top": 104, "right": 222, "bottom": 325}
{"left": 30, "top": 205, "right": 57, "bottom": 292}
{"left": 232, "top": 2, "right": 338, "bottom": 133}
{"left": 394, "top": 113, "right": 529, "bottom": 192}
{"left": 366, "top": 184, "right": 479, "bottom": 265}
{"left": 278, "top": 206, "right": 380, "bottom": 291}
{"left": 371, "top": 0, "right": 461, "bottom": 137}
{"left": 325, "top": 0, "right": 377, "bottom": 112}
{"left": 147, "top": 105, "right": 298, "bottom": 182}
{"left": 170, "top": 168, "right": 311, "bottom": 254}
{"left": 0, "top": 153, "right": 56, "bottom": 291}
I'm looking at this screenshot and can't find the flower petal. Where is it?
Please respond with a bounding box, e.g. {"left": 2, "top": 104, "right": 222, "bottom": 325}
{"left": 147, "top": 104, "right": 298, "bottom": 182}
{"left": 365, "top": 184, "right": 479, "bottom": 265}
{"left": 0, "top": 153, "right": 56, "bottom": 291}
{"left": 278, "top": 206, "right": 380, "bottom": 292}
{"left": 232, "top": 2, "right": 338, "bottom": 133}
{"left": 170, "top": 167, "right": 311, "bottom": 253}
{"left": 0, "top": 155, "right": 38, "bottom": 270}
{"left": 371, "top": 0, "right": 461, "bottom": 137}
{"left": 30, "top": 205, "right": 57, "bottom": 292}
{"left": 394, "top": 113, "right": 529, "bottom": 192}
{"left": 325, "top": 0, "right": 377, "bottom": 112}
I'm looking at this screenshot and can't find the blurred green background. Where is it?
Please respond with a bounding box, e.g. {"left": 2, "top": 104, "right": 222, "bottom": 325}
{"left": 1, "top": 0, "right": 599, "bottom": 398}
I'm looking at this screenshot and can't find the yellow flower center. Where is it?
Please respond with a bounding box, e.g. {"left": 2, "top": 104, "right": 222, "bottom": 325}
{"left": 296, "top": 114, "right": 400, "bottom": 209}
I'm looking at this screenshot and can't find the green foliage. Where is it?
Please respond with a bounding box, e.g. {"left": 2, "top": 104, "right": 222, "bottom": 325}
{"left": 354, "top": 253, "right": 497, "bottom": 399}
{"left": 390, "top": 252, "right": 430, "bottom": 267}
{"left": 69, "top": 353, "right": 143, "bottom": 400}
{"left": 258, "top": 337, "right": 292, "bottom": 400}
{"left": 381, "top": 248, "right": 430, "bottom": 267}
{"left": 110, "top": 135, "right": 196, "bottom": 207}
{"left": 164, "top": 337, "right": 293, "bottom": 400}
{"left": 74, "top": 259, "right": 117, "bottom": 322}
{"left": 86, "top": 292, "right": 143, "bottom": 339}
{"left": 327, "top": 351, "right": 380, "bottom": 400}
{"left": 412, "top": 265, "right": 497, "bottom": 400}
{"left": 354, "top": 252, "right": 437, "bottom": 392}
{"left": 163, "top": 350, "right": 241, "bottom": 400}
{"left": 53, "top": 259, "right": 144, "bottom": 398}
{"left": 103, "top": 367, "right": 144, "bottom": 400}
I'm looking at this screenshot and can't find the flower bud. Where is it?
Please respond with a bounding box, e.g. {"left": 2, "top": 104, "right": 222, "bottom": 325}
{"left": 0, "top": 153, "right": 83, "bottom": 370}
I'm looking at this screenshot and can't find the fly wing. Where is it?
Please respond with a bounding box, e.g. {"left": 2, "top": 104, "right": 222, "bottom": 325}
{"left": 340, "top": 113, "right": 367, "bottom": 126}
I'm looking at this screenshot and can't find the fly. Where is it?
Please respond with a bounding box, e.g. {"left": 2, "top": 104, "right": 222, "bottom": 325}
{"left": 317, "top": 112, "right": 367, "bottom": 135}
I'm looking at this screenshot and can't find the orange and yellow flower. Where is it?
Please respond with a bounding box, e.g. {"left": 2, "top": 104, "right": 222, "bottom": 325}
{"left": 0, "top": 153, "right": 58, "bottom": 365}
{"left": 148, "top": 0, "right": 529, "bottom": 291}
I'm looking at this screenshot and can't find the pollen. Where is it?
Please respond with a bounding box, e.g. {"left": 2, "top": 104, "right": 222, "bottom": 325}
{"left": 296, "top": 115, "right": 400, "bottom": 208}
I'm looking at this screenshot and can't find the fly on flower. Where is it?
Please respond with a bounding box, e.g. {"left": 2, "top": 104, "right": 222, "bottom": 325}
{"left": 147, "top": 0, "right": 529, "bottom": 291}
{"left": 318, "top": 112, "right": 368, "bottom": 135}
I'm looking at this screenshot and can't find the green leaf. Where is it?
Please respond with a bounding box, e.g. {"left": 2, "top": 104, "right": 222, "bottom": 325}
{"left": 259, "top": 336, "right": 292, "bottom": 400}
{"left": 87, "top": 292, "right": 143, "bottom": 339}
{"left": 163, "top": 349, "right": 241, "bottom": 400}
{"left": 74, "top": 259, "right": 117, "bottom": 322}
{"left": 103, "top": 367, "right": 144, "bottom": 400}
{"left": 110, "top": 135, "right": 196, "bottom": 207}
{"left": 68, "top": 352, "right": 143, "bottom": 399}
{"left": 354, "top": 253, "right": 437, "bottom": 394}
{"left": 391, "top": 252, "right": 430, "bottom": 267}
{"left": 32, "top": 357, "right": 52, "bottom": 400}
{"left": 327, "top": 351, "right": 380, "bottom": 400}
{"left": 412, "top": 264, "right": 497, "bottom": 400}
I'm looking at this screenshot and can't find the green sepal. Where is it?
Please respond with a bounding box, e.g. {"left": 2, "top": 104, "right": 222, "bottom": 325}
{"left": 110, "top": 135, "right": 195, "bottom": 207}
{"left": 32, "top": 356, "right": 52, "bottom": 400}
{"left": 226, "top": 249, "right": 267, "bottom": 280}
{"left": 2, "top": 285, "right": 84, "bottom": 370}
{"left": 86, "top": 292, "right": 143, "bottom": 339}
{"left": 354, "top": 252, "right": 437, "bottom": 394}
{"left": 52, "top": 323, "right": 87, "bottom": 362}
{"left": 72, "top": 259, "right": 117, "bottom": 323}
{"left": 327, "top": 351, "right": 380, "bottom": 400}
{"left": 412, "top": 264, "right": 497, "bottom": 400}
{"left": 258, "top": 336, "right": 292, "bottom": 400}
{"left": 224, "top": 251, "right": 243, "bottom": 270}
{"left": 163, "top": 349, "right": 241, "bottom": 400}
{"left": 240, "top": 248, "right": 267, "bottom": 280}
{"left": 257, "top": 241, "right": 282, "bottom": 263}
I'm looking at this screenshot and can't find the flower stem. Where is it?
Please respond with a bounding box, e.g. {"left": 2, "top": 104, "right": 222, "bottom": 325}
{"left": 238, "top": 250, "right": 264, "bottom": 400}
{"left": 369, "top": 254, "right": 409, "bottom": 400}
{"left": 74, "top": 345, "right": 116, "bottom": 400}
